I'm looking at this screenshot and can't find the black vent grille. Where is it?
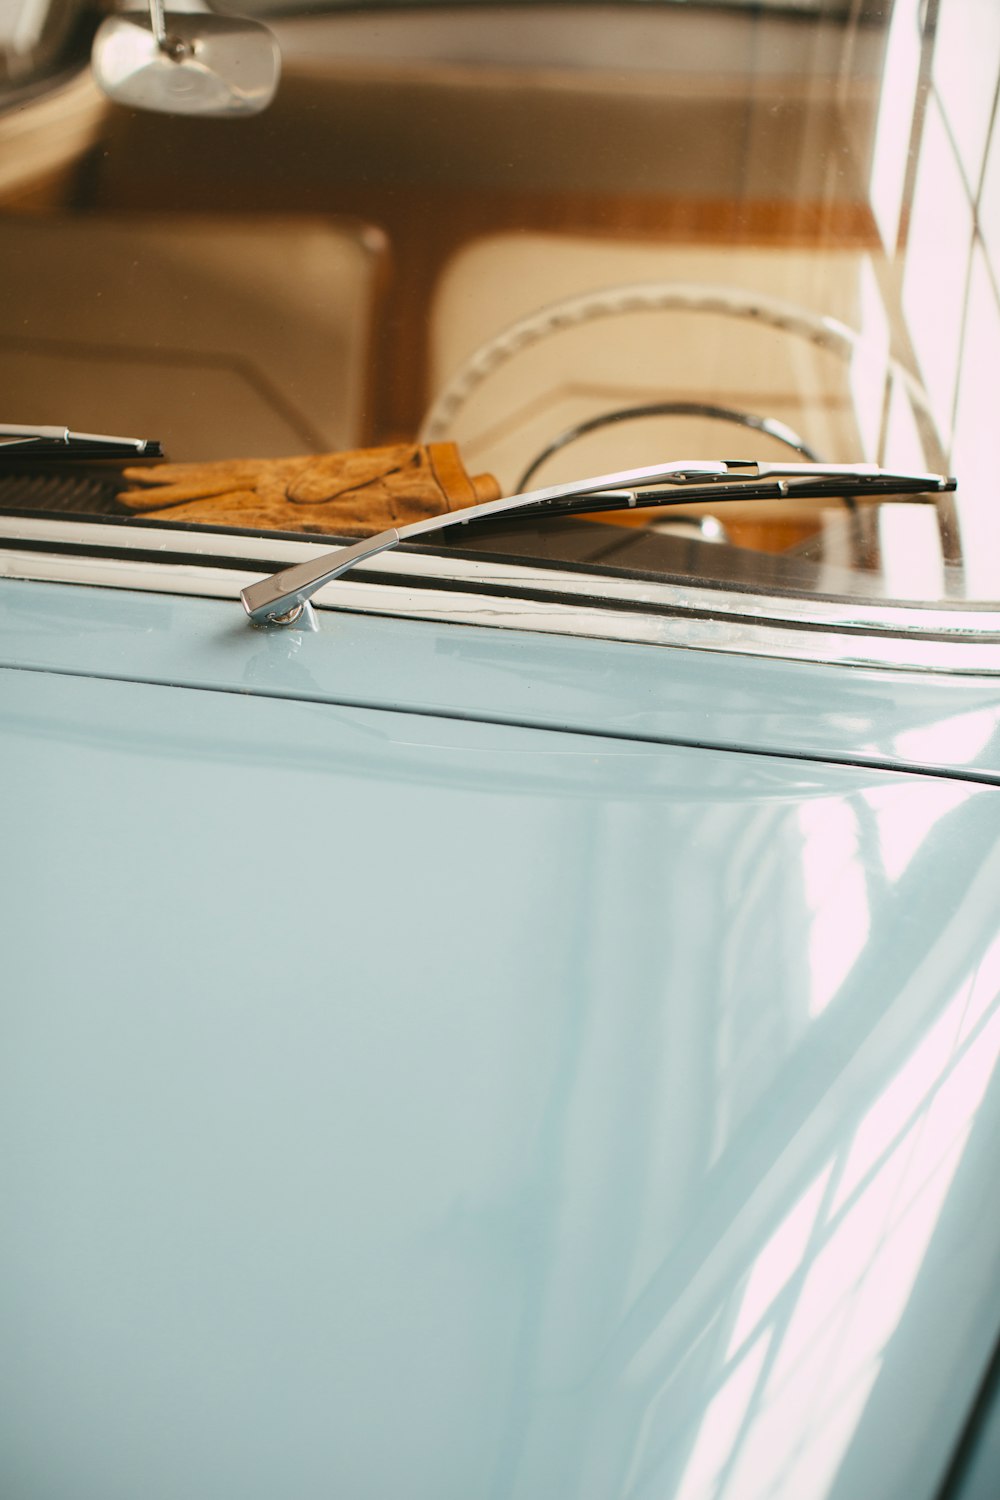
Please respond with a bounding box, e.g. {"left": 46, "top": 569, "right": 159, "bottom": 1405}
{"left": 0, "top": 466, "right": 130, "bottom": 516}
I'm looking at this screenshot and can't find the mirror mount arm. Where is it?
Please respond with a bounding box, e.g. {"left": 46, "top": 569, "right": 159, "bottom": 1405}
{"left": 148, "top": 0, "right": 190, "bottom": 61}
{"left": 149, "top": 0, "right": 167, "bottom": 47}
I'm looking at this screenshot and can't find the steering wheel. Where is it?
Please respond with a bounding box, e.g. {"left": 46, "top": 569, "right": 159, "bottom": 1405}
{"left": 511, "top": 399, "right": 821, "bottom": 492}
{"left": 419, "top": 280, "right": 944, "bottom": 478}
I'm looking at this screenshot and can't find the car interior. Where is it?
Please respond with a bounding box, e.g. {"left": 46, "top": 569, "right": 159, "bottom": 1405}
{"left": 1, "top": 0, "right": 997, "bottom": 601}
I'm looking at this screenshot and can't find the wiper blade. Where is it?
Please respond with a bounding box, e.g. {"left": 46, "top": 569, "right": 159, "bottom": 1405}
{"left": 0, "top": 424, "right": 163, "bottom": 459}
{"left": 240, "top": 459, "right": 956, "bottom": 628}
{"left": 530, "top": 462, "right": 955, "bottom": 514}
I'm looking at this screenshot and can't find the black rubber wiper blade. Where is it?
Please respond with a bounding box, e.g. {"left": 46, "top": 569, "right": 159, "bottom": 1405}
{"left": 0, "top": 425, "right": 163, "bottom": 459}
{"left": 540, "top": 466, "right": 956, "bottom": 516}
{"left": 240, "top": 459, "right": 956, "bottom": 627}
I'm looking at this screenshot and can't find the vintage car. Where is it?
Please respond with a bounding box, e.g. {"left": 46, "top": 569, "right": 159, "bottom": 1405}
{"left": 3, "top": 2, "right": 1000, "bottom": 1497}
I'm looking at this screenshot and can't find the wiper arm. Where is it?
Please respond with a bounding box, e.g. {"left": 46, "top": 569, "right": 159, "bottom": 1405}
{"left": 239, "top": 459, "right": 956, "bottom": 628}
{"left": 0, "top": 424, "right": 162, "bottom": 458}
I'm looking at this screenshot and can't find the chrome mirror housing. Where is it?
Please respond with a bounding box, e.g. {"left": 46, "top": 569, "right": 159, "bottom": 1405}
{"left": 91, "top": 2, "right": 280, "bottom": 117}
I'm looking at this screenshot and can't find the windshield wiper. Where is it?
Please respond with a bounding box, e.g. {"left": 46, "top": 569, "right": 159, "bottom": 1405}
{"left": 240, "top": 459, "right": 956, "bottom": 627}
{"left": 0, "top": 425, "right": 162, "bottom": 459}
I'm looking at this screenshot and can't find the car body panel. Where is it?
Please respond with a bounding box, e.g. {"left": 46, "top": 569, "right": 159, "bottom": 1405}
{"left": 4, "top": 607, "right": 1000, "bottom": 1500}
{"left": 4, "top": 0, "right": 1000, "bottom": 1492}
{"left": 950, "top": 1357, "right": 1000, "bottom": 1500}
{"left": 4, "top": 576, "right": 1000, "bottom": 783}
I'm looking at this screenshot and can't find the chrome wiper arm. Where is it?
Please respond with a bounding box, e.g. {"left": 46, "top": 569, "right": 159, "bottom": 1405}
{"left": 240, "top": 459, "right": 726, "bottom": 626}
{"left": 0, "top": 424, "right": 162, "bottom": 458}
{"left": 239, "top": 459, "right": 956, "bottom": 628}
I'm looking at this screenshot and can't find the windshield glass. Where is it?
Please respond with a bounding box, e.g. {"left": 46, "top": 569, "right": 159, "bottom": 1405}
{"left": 1, "top": 0, "right": 998, "bottom": 607}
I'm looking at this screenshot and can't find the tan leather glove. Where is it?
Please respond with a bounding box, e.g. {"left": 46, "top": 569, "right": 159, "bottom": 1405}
{"left": 118, "top": 442, "right": 500, "bottom": 535}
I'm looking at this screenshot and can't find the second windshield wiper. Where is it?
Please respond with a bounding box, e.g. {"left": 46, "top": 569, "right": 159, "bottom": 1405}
{"left": 0, "top": 425, "right": 163, "bottom": 459}
{"left": 240, "top": 460, "right": 956, "bottom": 627}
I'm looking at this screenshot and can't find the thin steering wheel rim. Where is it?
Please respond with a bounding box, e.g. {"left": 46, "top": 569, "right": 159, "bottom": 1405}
{"left": 420, "top": 280, "right": 945, "bottom": 472}
{"left": 514, "top": 399, "right": 822, "bottom": 491}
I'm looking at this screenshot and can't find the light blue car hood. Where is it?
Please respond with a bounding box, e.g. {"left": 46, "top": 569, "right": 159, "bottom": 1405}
{"left": 3, "top": 582, "right": 1000, "bottom": 1500}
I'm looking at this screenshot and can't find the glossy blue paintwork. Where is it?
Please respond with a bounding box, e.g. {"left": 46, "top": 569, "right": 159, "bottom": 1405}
{"left": 3, "top": 578, "right": 1000, "bottom": 1499}
{"left": 3, "top": 576, "right": 1000, "bottom": 781}
{"left": 950, "top": 1360, "right": 1000, "bottom": 1500}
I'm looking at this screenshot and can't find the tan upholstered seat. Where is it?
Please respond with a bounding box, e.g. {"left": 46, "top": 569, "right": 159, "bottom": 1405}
{"left": 0, "top": 213, "right": 386, "bottom": 461}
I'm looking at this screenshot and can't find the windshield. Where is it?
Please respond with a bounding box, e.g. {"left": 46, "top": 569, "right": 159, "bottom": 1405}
{"left": 1, "top": 0, "right": 997, "bottom": 608}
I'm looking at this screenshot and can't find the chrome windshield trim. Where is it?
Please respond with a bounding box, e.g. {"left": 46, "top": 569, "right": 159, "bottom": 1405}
{"left": 1, "top": 515, "right": 999, "bottom": 674}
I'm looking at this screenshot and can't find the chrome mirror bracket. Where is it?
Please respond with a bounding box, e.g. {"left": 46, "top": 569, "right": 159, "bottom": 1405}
{"left": 92, "top": 0, "right": 281, "bottom": 118}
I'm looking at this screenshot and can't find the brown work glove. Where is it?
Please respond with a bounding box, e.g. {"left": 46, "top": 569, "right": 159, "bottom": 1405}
{"left": 118, "top": 442, "right": 500, "bottom": 535}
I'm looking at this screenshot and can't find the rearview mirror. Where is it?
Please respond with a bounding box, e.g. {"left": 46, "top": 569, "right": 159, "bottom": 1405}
{"left": 91, "top": 2, "right": 280, "bottom": 117}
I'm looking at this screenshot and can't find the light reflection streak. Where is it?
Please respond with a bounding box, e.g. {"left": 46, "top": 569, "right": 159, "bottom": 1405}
{"left": 725, "top": 1169, "right": 832, "bottom": 1359}
{"left": 797, "top": 800, "right": 869, "bottom": 1017}
{"left": 859, "top": 781, "right": 966, "bottom": 885}
{"left": 723, "top": 1127, "right": 970, "bottom": 1500}
{"left": 869, "top": 0, "right": 923, "bottom": 252}
{"left": 830, "top": 984, "right": 971, "bottom": 1215}
{"left": 849, "top": 259, "right": 890, "bottom": 462}
{"left": 892, "top": 709, "right": 998, "bottom": 768}
{"left": 950, "top": 246, "right": 1000, "bottom": 598}
{"left": 958, "top": 929, "right": 1000, "bottom": 1041}
{"left": 799, "top": 778, "right": 971, "bottom": 1020}
{"left": 882, "top": 372, "right": 928, "bottom": 472}
{"left": 877, "top": 504, "right": 944, "bottom": 601}
{"left": 901, "top": 95, "right": 972, "bottom": 444}
{"left": 666, "top": 942, "right": 1000, "bottom": 1500}
{"left": 672, "top": 1334, "right": 771, "bottom": 1500}
{"left": 833, "top": 927, "right": 1000, "bottom": 1219}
